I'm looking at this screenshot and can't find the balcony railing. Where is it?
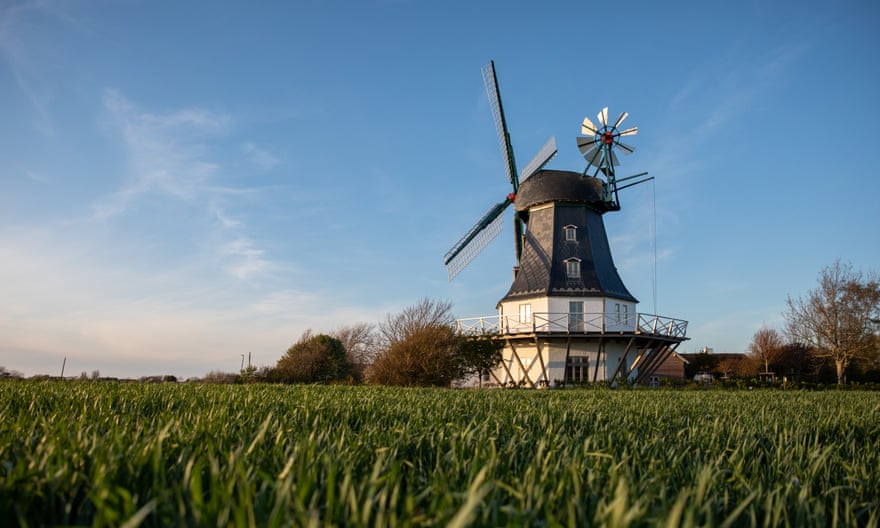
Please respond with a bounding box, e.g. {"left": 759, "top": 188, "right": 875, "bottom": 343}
{"left": 455, "top": 312, "right": 688, "bottom": 339}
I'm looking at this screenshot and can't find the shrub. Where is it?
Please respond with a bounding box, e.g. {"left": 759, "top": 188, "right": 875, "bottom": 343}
{"left": 276, "top": 333, "right": 354, "bottom": 384}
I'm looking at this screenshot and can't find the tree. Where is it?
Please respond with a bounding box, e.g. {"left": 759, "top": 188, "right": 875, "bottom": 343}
{"left": 369, "top": 325, "right": 460, "bottom": 387}
{"left": 456, "top": 334, "right": 503, "bottom": 387}
{"left": 276, "top": 331, "right": 354, "bottom": 384}
{"left": 748, "top": 327, "right": 784, "bottom": 375}
{"left": 378, "top": 298, "right": 454, "bottom": 348}
{"left": 682, "top": 352, "right": 720, "bottom": 379}
{"left": 774, "top": 343, "right": 816, "bottom": 382}
{"left": 331, "top": 322, "right": 378, "bottom": 382}
{"left": 202, "top": 370, "right": 240, "bottom": 384}
{"left": 0, "top": 367, "right": 23, "bottom": 380}
{"left": 368, "top": 299, "right": 502, "bottom": 387}
{"left": 784, "top": 260, "right": 880, "bottom": 384}
{"left": 716, "top": 357, "right": 744, "bottom": 379}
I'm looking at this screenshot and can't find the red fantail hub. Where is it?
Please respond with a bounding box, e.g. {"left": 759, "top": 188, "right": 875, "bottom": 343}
{"left": 507, "top": 193, "right": 516, "bottom": 201}
{"left": 602, "top": 131, "right": 615, "bottom": 145}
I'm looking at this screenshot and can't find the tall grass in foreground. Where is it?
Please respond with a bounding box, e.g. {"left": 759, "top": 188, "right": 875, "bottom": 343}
{"left": 1, "top": 383, "right": 878, "bottom": 527}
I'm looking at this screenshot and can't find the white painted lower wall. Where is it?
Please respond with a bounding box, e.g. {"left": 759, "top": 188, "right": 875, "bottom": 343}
{"left": 497, "top": 297, "right": 638, "bottom": 334}
{"left": 487, "top": 337, "right": 634, "bottom": 388}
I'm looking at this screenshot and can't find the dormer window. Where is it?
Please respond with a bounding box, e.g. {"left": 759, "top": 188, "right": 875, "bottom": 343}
{"left": 563, "top": 225, "right": 577, "bottom": 242}
{"left": 564, "top": 258, "right": 581, "bottom": 278}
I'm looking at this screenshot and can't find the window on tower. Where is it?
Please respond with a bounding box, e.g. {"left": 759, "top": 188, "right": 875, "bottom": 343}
{"left": 569, "top": 301, "right": 584, "bottom": 331}
{"left": 566, "top": 355, "right": 589, "bottom": 384}
{"left": 613, "top": 303, "right": 631, "bottom": 326}
{"left": 518, "top": 303, "right": 531, "bottom": 323}
{"left": 563, "top": 225, "right": 577, "bottom": 241}
{"left": 564, "top": 258, "right": 581, "bottom": 279}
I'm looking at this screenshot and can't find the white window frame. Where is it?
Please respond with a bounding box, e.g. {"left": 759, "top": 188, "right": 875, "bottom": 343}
{"left": 563, "top": 225, "right": 577, "bottom": 242}
{"left": 518, "top": 303, "right": 531, "bottom": 324}
{"left": 564, "top": 258, "right": 581, "bottom": 279}
{"left": 566, "top": 355, "right": 589, "bottom": 383}
{"left": 569, "top": 301, "right": 584, "bottom": 331}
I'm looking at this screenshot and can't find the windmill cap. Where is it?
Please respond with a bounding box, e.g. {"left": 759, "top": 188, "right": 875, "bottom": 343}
{"left": 515, "top": 170, "right": 611, "bottom": 213}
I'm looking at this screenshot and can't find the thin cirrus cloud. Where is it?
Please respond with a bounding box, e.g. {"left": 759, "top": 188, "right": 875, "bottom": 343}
{"left": 651, "top": 40, "right": 807, "bottom": 179}
{"left": 0, "top": 0, "right": 55, "bottom": 131}
{"left": 222, "top": 237, "right": 272, "bottom": 280}
{"left": 93, "top": 89, "right": 230, "bottom": 219}
{"left": 0, "top": 0, "right": 92, "bottom": 134}
{"left": 93, "top": 89, "right": 282, "bottom": 284}
{"left": 243, "top": 142, "right": 281, "bottom": 170}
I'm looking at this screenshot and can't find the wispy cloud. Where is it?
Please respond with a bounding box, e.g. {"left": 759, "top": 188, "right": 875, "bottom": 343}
{"left": 24, "top": 169, "right": 47, "bottom": 182}
{"left": 249, "top": 290, "right": 319, "bottom": 315}
{"left": 0, "top": 0, "right": 87, "bottom": 134}
{"left": 93, "top": 90, "right": 283, "bottom": 283}
{"left": 210, "top": 203, "right": 242, "bottom": 228}
{"left": 94, "top": 89, "right": 230, "bottom": 218}
{"left": 0, "top": 1, "right": 54, "bottom": 132}
{"left": 624, "top": 38, "right": 809, "bottom": 286}
{"left": 223, "top": 237, "right": 271, "bottom": 280}
{"left": 640, "top": 39, "right": 807, "bottom": 182}
{"left": 243, "top": 142, "right": 281, "bottom": 170}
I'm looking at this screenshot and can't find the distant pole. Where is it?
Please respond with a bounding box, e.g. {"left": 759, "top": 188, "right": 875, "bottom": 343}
{"left": 240, "top": 354, "right": 245, "bottom": 371}
{"left": 248, "top": 352, "right": 252, "bottom": 369}
{"left": 60, "top": 357, "right": 67, "bottom": 379}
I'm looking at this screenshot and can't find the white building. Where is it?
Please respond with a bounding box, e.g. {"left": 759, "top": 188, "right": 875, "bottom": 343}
{"left": 456, "top": 170, "right": 687, "bottom": 387}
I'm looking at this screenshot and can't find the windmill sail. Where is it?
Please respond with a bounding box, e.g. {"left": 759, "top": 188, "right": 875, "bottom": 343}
{"left": 444, "top": 200, "right": 510, "bottom": 280}
{"left": 482, "top": 61, "right": 519, "bottom": 189}
{"left": 445, "top": 61, "right": 556, "bottom": 281}
{"left": 520, "top": 136, "right": 557, "bottom": 183}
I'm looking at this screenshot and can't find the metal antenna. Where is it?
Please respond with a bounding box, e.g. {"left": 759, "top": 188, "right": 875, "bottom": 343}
{"left": 650, "top": 178, "right": 657, "bottom": 314}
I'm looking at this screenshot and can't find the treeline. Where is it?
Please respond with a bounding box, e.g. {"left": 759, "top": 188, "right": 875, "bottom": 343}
{"left": 682, "top": 343, "right": 880, "bottom": 385}
{"left": 690, "top": 260, "right": 880, "bottom": 385}
{"left": 205, "top": 298, "right": 502, "bottom": 388}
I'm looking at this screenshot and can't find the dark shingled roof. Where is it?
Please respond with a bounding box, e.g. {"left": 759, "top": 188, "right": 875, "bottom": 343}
{"left": 498, "top": 170, "right": 637, "bottom": 306}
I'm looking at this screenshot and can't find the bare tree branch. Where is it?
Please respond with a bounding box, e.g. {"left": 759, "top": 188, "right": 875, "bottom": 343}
{"left": 378, "top": 298, "right": 454, "bottom": 348}
{"left": 784, "top": 260, "right": 880, "bottom": 384}
{"left": 748, "top": 326, "right": 784, "bottom": 375}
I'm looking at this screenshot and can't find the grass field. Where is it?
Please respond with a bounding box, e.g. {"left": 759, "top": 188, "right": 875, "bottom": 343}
{"left": 1, "top": 382, "right": 878, "bottom": 527}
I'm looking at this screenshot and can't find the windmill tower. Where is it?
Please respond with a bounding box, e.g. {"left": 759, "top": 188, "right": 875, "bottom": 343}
{"left": 445, "top": 61, "right": 688, "bottom": 387}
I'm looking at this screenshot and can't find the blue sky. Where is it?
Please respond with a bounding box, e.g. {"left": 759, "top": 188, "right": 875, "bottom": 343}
{"left": 1, "top": 0, "right": 878, "bottom": 378}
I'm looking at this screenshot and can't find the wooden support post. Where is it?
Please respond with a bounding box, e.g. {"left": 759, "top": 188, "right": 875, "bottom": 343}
{"left": 592, "top": 338, "right": 604, "bottom": 382}
{"left": 533, "top": 336, "right": 549, "bottom": 387}
{"left": 507, "top": 339, "right": 535, "bottom": 388}
{"left": 497, "top": 340, "right": 517, "bottom": 386}
{"left": 627, "top": 338, "right": 661, "bottom": 379}
{"left": 636, "top": 342, "right": 682, "bottom": 385}
{"left": 609, "top": 337, "right": 636, "bottom": 382}
{"left": 562, "top": 337, "right": 572, "bottom": 386}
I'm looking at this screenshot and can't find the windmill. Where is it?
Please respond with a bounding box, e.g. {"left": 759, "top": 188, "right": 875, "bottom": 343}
{"left": 443, "top": 61, "right": 557, "bottom": 281}
{"left": 445, "top": 61, "right": 688, "bottom": 388}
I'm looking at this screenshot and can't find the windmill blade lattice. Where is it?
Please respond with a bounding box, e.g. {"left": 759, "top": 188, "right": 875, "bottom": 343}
{"left": 482, "top": 61, "right": 518, "bottom": 189}
{"left": 443, "top": 61, "right": 557, "bottom": 281}
{"left": 443, "top": 200, "right": 507, "bottom": 280}
{"left": 520, "top": 136, "right": 557, "bottom": 184}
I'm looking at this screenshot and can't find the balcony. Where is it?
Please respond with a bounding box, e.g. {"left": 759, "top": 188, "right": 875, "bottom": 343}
{"left": 455, "top": 312, "right": 688, "bottom": 339}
